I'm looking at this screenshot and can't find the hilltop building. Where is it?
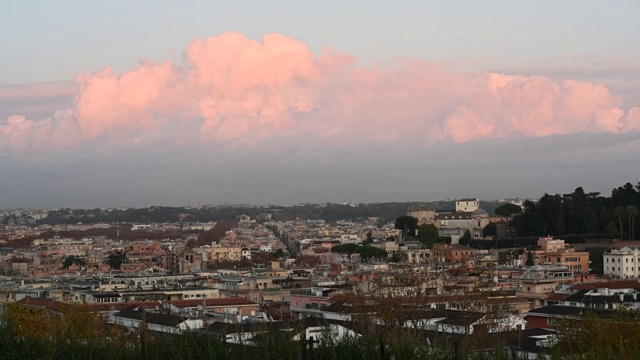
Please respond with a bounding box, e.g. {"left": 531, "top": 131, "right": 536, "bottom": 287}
{"left": 407, "top": 199, "right": 490, "bottom": 239}
{"left": 455, "top": 198, "right": 480, "bottom": 212}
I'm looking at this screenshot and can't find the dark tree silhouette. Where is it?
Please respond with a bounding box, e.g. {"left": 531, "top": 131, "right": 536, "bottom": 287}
{"left": 107, "top": 249, "right": 129, "bottom": 270}
{"left": 394, "top": 216, "right": 418, "bottom": 240}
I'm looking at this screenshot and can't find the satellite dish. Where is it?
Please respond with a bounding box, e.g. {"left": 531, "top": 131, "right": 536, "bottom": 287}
{"left": 251, "top": 310, "right": 256, "bottom": 316}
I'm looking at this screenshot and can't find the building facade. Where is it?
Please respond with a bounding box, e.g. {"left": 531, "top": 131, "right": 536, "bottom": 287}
{"left": 604, "top": 246, "right": 640, "bottom": 279}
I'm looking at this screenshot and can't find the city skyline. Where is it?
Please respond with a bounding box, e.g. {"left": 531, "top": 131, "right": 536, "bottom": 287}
{"left": 1, "top": 1, "right": 639, "bottom": 208}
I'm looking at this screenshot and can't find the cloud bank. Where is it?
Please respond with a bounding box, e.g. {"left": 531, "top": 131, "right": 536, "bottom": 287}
{"left": 2, "top": 32, "right": 639, "bottom": 154}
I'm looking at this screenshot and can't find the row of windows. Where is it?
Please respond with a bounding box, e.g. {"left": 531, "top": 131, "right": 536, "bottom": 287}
{"left": 184, "top": 294, "right": 206, "bottom": 298}
{"left": 607, "top": 266, "right": 639, "bottom": 272}
{"left": 605, "top": 257, "right": 639, "bottom": 263}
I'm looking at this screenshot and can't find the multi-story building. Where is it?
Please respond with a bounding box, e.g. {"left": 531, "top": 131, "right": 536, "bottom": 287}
{"left": 407, "top": 205, "right": 436, "bottom": 225}
{"left": 604, "top": 245, "right": 640, "bottom": 279}
{"left": 455, "top": 198, "right": 480, "bottom": 212}
{"left": 523, "top": 237, "right": 590, "bottom": 274}
{"left": 431, "top": 244, "right": 477, "bottom": 265}
{"left": 204, "top": 245, "right": 242, "bottom": 263}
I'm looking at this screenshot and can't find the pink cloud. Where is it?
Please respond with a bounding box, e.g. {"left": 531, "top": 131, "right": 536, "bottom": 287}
{"left": 1, "top": 32, "right": 638, "bottom": 154}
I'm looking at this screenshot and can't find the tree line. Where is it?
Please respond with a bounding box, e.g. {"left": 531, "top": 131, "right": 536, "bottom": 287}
{"left": 510, "top": 182, "right": 640, "bottom": 239}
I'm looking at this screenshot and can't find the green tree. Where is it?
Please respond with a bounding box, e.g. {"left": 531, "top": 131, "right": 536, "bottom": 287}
{"left": 555, "top": 212, "right": 566, "bottom": 235}
{"left": 482, "top": 222, "right": 497, "bottom": 238}
{"left": 494, "top": 203, "right": 522, "bottom": 230}
{"left": 615, "top": 206, "right": 626, "bottom": 240}
{"left": 582, "top": 207, "right": 599, "bottom": 234}
{"left": 627, "top": 205, "right": 639, "bottom": 241}
{"left": 416, "top": 223, "right": 438, "bottom": 247}
{"left": 394, "top": 216, "right": 418, "bottom": 240}
{"left": 460, "top": 230, "right": 471, "bottom": 243}
{"left": 107, "top": 249, "right": 129, "bottom": 270}
{"left": 436, "top": 236, "right": 452, "bottom": 245}
{"left": 61, "top": 255, "right": 85, "bottom": 270}
{"left": 359, "top": 246, "right": 388, "bottom": 262}
{"left": 390, "top": 252, "right": 407, "bottom": 263}
{"left": 364, "top": 231, "right": 374, "bottom": 244}
{"left": 331, "top": 243, "right": 362, "bottom": 262}
{"left": 525, "top": 250, "right": 534, "bottom": 266}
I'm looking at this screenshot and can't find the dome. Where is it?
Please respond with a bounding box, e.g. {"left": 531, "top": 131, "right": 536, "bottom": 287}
{"left": 472, "top": 208, "right": 489, "bottom": 217}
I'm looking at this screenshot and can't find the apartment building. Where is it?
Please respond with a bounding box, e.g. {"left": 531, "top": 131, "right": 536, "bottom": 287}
{"left": 604, "top": 245, "right": 640, "bottom": 279}
{"left": 524, "top": 237, "right": 590, "bottom": 274}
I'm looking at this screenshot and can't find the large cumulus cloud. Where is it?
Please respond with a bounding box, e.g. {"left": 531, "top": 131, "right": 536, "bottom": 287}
{"left": 1, "top": 32, "right": 639, "bottom": 154}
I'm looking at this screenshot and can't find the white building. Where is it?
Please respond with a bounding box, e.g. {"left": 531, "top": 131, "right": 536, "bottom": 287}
{"left": 455, "top": 198, "right": 480, "bottom": 212}
{"left": 604, "top": 246, "right": 640, "bottom": 279}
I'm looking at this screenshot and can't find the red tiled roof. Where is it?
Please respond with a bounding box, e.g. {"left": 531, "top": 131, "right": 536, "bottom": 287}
{"left": 16, "top": 297, "right": 65, "bottom": 313}
{"left": 545, "top": 293, "right": 568, "bottom": 302}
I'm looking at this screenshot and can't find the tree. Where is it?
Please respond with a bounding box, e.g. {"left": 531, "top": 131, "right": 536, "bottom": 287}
{"left": 627, "top": 205, "right": 639, "bottom": 241}
{"left": 394, "top": 216, "right": 418, "bottom": 240}
{"left": 555, "top": 308, "right": 640, "bottom": 359}
{"left": 331, "top": 243, "right": 362, "bottom": 263}
{"left": 615, "top": 206, "right": 626, "bottom": 240}
{"left": 494, "top": 203, "right": 522, "bottom": 230}
{"left": 364, "top": 231, "right": 374, "bottom": 244}
{"left": 331, "top": 244, "right": 386, "bottom": 263}
{"left": 482, "top": 222, "right": 497, "bottom": 238}
{"left": 525, "top": 250, "right": 534, "bottom": 266}
{"left": 582, "top": 207, "right": 599, "bottom": 234}
{"left": 294, "top": 255, "right": 320, "bottom": 268}
{"left": 460, "top": 230, "right": 471, "bottom": 243}
{"left": 390, "top": 252, "right": 407, "bottom": 263}
{"left": 555, "top": 212, "right": 566, "bottom": 235}
{"left": 251, "top": 252, "right": 277, "bottom": 266}
{"left": 273, "top": 249, "right": 285, "bottom": 259}
{"left": 107, "top": 249, "right": 129, "bottom": 270}
{"left": 61, "top": 255, "right": 85, "bottom": 270}
{"left": 416, "top": 223, "right": 438, "bottom": 247}
{"left": 359, "top": 246, "right": 388, "bottom": 262}
{"left": 435, "top": 236, "right": 452, "bottom": 245}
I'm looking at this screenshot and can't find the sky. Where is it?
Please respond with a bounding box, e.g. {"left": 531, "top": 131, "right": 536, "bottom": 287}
{"left": 1, "top": 0, "right": 639, "bottom": 209}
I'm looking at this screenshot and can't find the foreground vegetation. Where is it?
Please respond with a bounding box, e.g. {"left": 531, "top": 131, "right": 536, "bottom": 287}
{"left": 4, "top": 300, "right": 640, "bottom": 360}
{"left": 0, "top": 299, "right": 513, "bottom": 360}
